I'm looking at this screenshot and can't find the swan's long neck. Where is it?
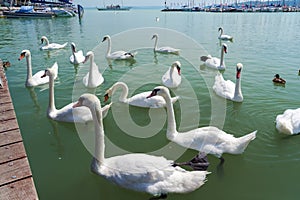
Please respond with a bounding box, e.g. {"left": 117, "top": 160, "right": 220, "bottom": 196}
{"left": 113, "top": 82, "right": 128, "bottom": 102}
{"left": 48, "top": 73, "right": 56, "bottom": 113}
{"left": 163, "top": 92, "right": 178, "bottom": 139}
{"left": 169, "top": 66, "right": 175, "bottom": 81}
{"left": 106, "top": 38, "right": 112, "bottom": 56}
{"left": 44, "top": 38, "right": 50, "bottom": 45}
{"left": 88, "top": 54, "right": 95, "bottom": 86}
{"left": 153, "top": 36, "right": 158, "bottom": 51}
{"left": 234, "top": 73, "right": 243, "bottom": 100}
{"left": 219, "top": 28, "right": 223, "bottom": 37}
{"left": 220, "top": 47, "right": 225, "bottom": 67}
{"left": 72, "top": 48, "right": 78, "bottom": 63}
{"left": 93, "top": 104, "right": 105, "bottom": 165}
{"left": 26, "top": 54, "right": 33, "bottom": 81}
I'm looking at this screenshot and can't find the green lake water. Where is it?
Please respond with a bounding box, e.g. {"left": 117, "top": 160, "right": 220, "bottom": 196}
{"left": 1, "top": 8, "right": 300, "bottom": 200}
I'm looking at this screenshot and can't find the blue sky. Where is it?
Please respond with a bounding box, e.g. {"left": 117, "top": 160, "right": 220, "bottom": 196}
{"left": 73, "top": 0, "right": 167, "bottom": 7}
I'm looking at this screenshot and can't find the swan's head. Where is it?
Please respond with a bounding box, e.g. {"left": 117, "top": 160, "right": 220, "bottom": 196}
{"left": 222, "top": 43, "right": 228, "bottom": 53}
{"left": 218, "top": 27, "right": 224, "bottom": 32}
{"left": 236, "top": 63, "right": 243, "bottom": 79}
{"left": 151, "top": 34, "right": 158, "bottom": 40}
{"left": 172, "top": 61, "right": 181, "bottom": 75}
{"left": 73, "top": 93, "right": 100, "bottom": 110}
{"left": 147, "top": 86, "right": 170, "bottom": 99}
{"left": 41, "top": 63, "right": 57, "bottom": 78}
{"left": 83, "top": 51, "right": 94, "bottom": 63}
{"left": 18, "top": 50, "right": 30, "bottom": 61}
{"left": 102, "top": 35, "right": 110, "bottom": 42}
{"left": 41, "top": 36, "right": 48, "bottom": 44}
{"left": 104, "top": 88, "right": 112, "bottom": 102}
{"left": 71, "top": 42, "right": 76, "bottom": 52}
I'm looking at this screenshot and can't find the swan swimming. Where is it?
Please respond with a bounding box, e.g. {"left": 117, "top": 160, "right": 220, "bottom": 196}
{"left": 102, "top": 35, "right": 136, "bottom": 60}
{"left": 40, "top": 36, "right": 68, "bottom": 50}
{"left": 82, "top": 51, "right": 104, "bottom": 88}
{"left": 73, "top": 93, "right": 210, "bottom": 199}
{"left": 18, "top": 49, "right": 58, "bottom": 87}
{"left": 104, "top": 81, "right": 179, "bottom": 108}
{"left": 41, "top": 67, "right": 110, "bottom": 123}
{"left": 152, "top": 34, "right": 180, "bottom": 54}
{"left": 218, "top": 27, "right": 233, "bottom": 42}
{"left": 200, "top": 43, "right": 227, "bottom": 70}
{"left": 162, "top": 61, "right": 181, "bottom": 89}
{"left": 69, "top": 42, "right": 85, "bottom": 64}
{"left": 213, "top": 63, "right": 243, "bottom": 102}
{"left": 147, "top": 86, "right": 257, "bottom": 164}
{"left": 276, "top": 108, "right": 300, "bottom": 135}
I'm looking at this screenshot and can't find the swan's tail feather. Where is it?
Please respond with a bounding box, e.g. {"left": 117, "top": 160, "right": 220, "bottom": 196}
{"left": 229, "top": 38, "right": 233, "bottom": 43}
{"left": 235, "top": 130, "right": 257, "bottom": 153}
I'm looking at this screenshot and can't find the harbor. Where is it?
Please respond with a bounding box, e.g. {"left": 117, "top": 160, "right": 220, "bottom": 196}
{"left": 1, "top": 2, "right": 300, "bottom": 199}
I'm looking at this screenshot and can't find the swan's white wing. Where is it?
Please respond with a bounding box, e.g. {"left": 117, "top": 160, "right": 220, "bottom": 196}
{"left": 42, "top": 42, "right": 68, "bottom": 50}
{"left": 30, "top": 70, "right": 50, "bottom": 86}
{"left": 108, "top": 50, "right": 133, "bottom": 60}
{"left": 101, "top": 153, "right": 208, "bottom": 195}
{"left": 128, "top": 91, "right": 166, "bottom": 108}
{"left": 162, "top": 67, "right": 181, "bottom": 88}
{"left": 51, "top": 102, "right": 92, "bottom": 123}
{"left": 213, "top": 73, "right": 235, "bottom": 100}
{"left": 82, "top": 63, "right": 104, "bottom": 88}
{"left": 156, "top": 47, "right": 179, "bottom": 54}
{"left": 70, "top": 50, "right": 85, "bottom": 64}
{"left": 172, "top": 126, "right": 255, "bottom": 157}
{"left": 219, "top": 34, "right": 233, "bottom": 41}
{"left": 276, "top": 108, "right": 300, "bottom": 135}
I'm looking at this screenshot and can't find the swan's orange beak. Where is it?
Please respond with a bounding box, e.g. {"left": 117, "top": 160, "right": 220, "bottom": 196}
{"left": 104, "top": 94, "right": 109, "bottom": 102}
{"left": 236, "top": 69, "right": 241, "bottom": 79}
{"left": 177, "top": 66, "right": 181, "bottom": 75}
{"left": 73, "top": 101, "right": 81, "bottom": 108}
{"left": 18, "top": 54, "right": 25, "bottom": 61}
{"left": 147, "top": 89, "right": 159, "bottom": 98}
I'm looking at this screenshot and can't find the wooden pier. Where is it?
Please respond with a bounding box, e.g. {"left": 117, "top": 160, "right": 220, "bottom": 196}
{"left": 0, "top": 60, "right": 39, "bottom": 199}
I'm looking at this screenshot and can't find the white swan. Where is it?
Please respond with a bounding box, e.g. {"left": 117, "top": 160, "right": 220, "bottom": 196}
{"left": 218, "top": 27, "right": 233, "bottom": 42}
{"left": 82, "top": 51, "right": 104, "bottom": 89}
{"left": 276, "top": 108, "right": 300, "bottom": 135}
{"left": 18, "top": 49, "right": 58, "bottom": 87}
{"left": 162, "top": 61, "right": 181, "bottom": 89}
{"left": 102, "top": 35, "right": 136, "bottom": 60}
{"left": 41, "top": 67, "right": 111, "bottom": 123}
{"left": 69, "top": 42, "right": 85, "bottom": 64}
{"left": 104, "top": 81, "right": 179, "bottom": 108}
{"left": 152, "top": 34, "right": 180, "bottom": 54}
{"left": 73, "top": 93, "right": 209, "bottom": 198}
{"left": 213, "top": 63, "right": 243, "bottom": 102}
{"left": 200, "top": 43, "right": 227, "bottom": 70}
{"left": 40, "top": 36, "right": 68, "bottom": 50}
{"left": 147, "top": 86, "right": 256, "bottom": 163}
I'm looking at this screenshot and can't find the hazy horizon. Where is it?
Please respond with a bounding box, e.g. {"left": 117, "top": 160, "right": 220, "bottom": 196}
{"left": 73, "top": 0, "right": 167, "bottom": 7}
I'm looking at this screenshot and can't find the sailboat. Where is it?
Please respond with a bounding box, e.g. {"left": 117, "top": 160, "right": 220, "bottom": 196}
{"left": 97, "top": 0, "right": 131, "bottom": 11}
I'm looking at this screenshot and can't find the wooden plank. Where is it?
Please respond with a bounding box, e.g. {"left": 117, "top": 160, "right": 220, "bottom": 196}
{"left": 0, "top": 109, "right": 16, "bottom": 121}
{"left": 0, "top": 157, "right": 32, "bottom": 187}
{"left": 0, "top": 96, "right": 11, "bottom": 104}
{"left": 0, "top": 102, "right": 14, "bottom": 112}
{"left": 0, "top": 142, "right": 26, "bottom": 164}
{"left": 0, "top": 119, "right": 19, "bottom": 133}
{"left": 0, "top": 129, "right": 23, "bottom": 147}
{"left": 0, "top": 177, "right": 38, "bottom": 200}
{"left": 0, "top": 61, "right": 39, "bottom": 199}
